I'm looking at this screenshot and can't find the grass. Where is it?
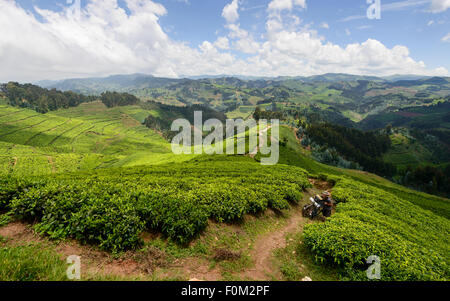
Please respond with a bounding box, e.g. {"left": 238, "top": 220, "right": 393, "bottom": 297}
{"left": 0, "top": 238, "right": 162, "bottom": 281}
{"left": 226, "top": 105, "right": 255, "bottom": 119}
{"left": 0, "top": 242, "right": 68, "bottom": 281}
{"left": 274, "top": 231, "right": 339, "bottom": 281}
{"left": 140, "top": 207, "right": 304, "bottom": 281}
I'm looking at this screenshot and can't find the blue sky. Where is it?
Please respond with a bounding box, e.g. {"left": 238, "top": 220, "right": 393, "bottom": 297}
{"left": 160, "top": 0, "right": 450, "bottom": 70}
{"left": 1, "top": 0, "right": 449, "bottom": 81}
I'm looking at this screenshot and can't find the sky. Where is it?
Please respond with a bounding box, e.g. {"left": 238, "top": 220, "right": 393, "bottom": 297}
{"left": 0, "top": 0, "right": 449, "bottom": 82}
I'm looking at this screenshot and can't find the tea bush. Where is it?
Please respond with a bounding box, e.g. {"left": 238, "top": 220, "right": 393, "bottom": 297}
{"left": 303, "top": 177, "right": 450, "bottom": 280}
{"left": 3, "top": 157, "right": 310, "bottom": 252}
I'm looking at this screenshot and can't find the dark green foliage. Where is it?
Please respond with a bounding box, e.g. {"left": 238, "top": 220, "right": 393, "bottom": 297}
{"left": 253, "top": 106, "right": 284, "bottom": 121}
{"left": 359, "top": 101, "right": 450, "bottom": 132}
{"left": 0, "top": 177, "right": 33, "bottom": 211}
{"left": 305, "top": 123, "right": 395, "bottom": 176}
{"left": 143, "top": 102, "right": 226, "bottom": 125}
{"left": 0, "top": 82, "right": 93, "bottom": 113}
{"left": 142, "top": 102, "right": 227, "bottom": 140}
{"left": 286, "top": 106, "right": 355, "bottom": 128}
{"left": 398, "top": 164, "right": 450, "bottom": 197}
{"left": 100, "top": 91, "right": 139, "bottom": 108}
{"left": 339, "top": 80, "right": 371, "bottom": 100}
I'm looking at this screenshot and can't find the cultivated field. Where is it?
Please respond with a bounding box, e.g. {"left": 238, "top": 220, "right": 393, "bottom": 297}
{"left": 0, "top": 102, "right": 448, "bottom": 281}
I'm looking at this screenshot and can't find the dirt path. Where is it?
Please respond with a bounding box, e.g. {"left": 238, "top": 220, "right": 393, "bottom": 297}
{"left": 291, "top": 126, "right": 302, "bottom": 144}
{"left": 249, "top": 125, "right": 272, "bottom": 158}
{"left": 238, "top": 179, "right": 332, "bottom": 280}
{"left": 10, "top": 156, "right": 17, "bottom": 169}
{"left": 240, "top": 204, "right": 307, "bottom": 280}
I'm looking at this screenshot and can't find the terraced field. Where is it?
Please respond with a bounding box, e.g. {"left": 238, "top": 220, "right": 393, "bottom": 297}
{"left": 0, "top": 102, "right": 188, "bottom": 176}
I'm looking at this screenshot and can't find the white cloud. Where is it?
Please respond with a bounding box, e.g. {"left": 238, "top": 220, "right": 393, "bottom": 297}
{"left": 427, "top": 20, "right": 435, "bottom": 25}
{"left": 340, "top": 15, "right": 366, "bottom": 22}
{"left": 320, "top": 22, "right": 329, "bottom": 29}
{"left": 222, "top": 0, "right": 239, "bottom": 24}
{"left": 225, "top": 23, "right": 261, "bottom": 54}
{"left": 214, "top": 37, "right": 230, "bottom": 50}
{"left": 268, "top": 0, "right": 306, "bottom": 13}
{"left": 429, "top": 0, "right": 450, "bottom": 12}
{"left": 345, "top": 28, "right": 351, "bottom": 36}
{"left": 0, "top": 0, "right": 247, "bottom": 81}
{"left": 380, "top": 0, "right": 450, "bottom": 12}
{"left": 255, "top": 29, "right": 448, "bottom": 77}
{"left": 442, "top": 33, "right": 450, "bottom": 42}
{"left": 382, "top": 0, "right": 429, "bottom": 11}
{"left": 357, "top": 25, "right": 373, "bottom": 30}
{"left": 0, "top": 0, "right": 447, "bottom": 82}
{"left": 233, "top": 37, "right": 261, "bottom": 54}
{"left": 226, "top": 23, "right": 249, "bottom": 39}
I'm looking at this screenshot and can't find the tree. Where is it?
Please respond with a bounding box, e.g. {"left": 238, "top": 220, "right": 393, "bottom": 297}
{"left": 0, "top": 82, "right": 91, "bottom": 113}
{"left": 100, "top": 91, "right": 139, "bottom": 108}
{"left": 254, "top": 106, "right": 261, "bottom": 121}
{"left": 386, "top": 124, "right": 393, "bottom": 135}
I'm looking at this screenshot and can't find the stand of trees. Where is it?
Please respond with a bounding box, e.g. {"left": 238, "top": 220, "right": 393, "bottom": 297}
{"left": 100, "top": 91, "right": 140, "bottom": 108}
{"left": 143, "top": 102, "right": 227, "bottom": 141}
{"left": 253, "top": 106, "right": 284, "bottom": 121}
{"left": 0, "top": 82, "right": 94, "bottom": 113}
{"left": 305, "top": 123, "right": 395, "bottom": 176}
{"left": 398, "top": 165, "right": 450, "bottom": 197}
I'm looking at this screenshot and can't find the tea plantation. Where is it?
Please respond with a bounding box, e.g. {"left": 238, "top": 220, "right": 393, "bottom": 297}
{"left": 0, "top": 101, "right": 449, "bottom": 281}
{"left": 1, "top": 156, "right": 310, "bottom": 252}
{"left": 303, "top": 177, "right": 450, "bottom": 280}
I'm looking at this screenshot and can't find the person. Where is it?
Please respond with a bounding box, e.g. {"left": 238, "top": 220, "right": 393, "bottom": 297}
{"left": 311, "top": 191, "right": 333, "bottom": 218}
{"left": 320, "top": 191, "right": 333, "bottom": 217}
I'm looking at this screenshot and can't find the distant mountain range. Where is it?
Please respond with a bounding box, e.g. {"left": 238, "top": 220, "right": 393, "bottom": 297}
{"left": 36, "top": 72, "right": 443, "bottom": 92}
{"left": 30, "top": 73, "right": 450, "bottom": 119}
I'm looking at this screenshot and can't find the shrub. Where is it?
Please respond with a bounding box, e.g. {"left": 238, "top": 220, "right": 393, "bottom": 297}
{"left": 303, "top": 177, "right": 450, "bottom": 280}
{"left": 4, "top": 157, "right": 310, "bottom": 252}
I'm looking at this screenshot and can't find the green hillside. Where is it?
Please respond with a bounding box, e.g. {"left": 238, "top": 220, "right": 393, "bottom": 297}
{"left": 0, "top": 99, "right": 449, "bottom": 281}
{"left": 0, "top": 101, "right": 194, "bottom": 176}
{"left": 40, "top": 74, "right": 450, "bottom": 122}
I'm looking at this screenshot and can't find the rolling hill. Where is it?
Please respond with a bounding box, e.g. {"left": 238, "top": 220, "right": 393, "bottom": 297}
{"left": 38, "top": 74, "right": 450, "bottom": 124}
{"left": 0, "top": 95, "right": 448, "bottom": 281}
